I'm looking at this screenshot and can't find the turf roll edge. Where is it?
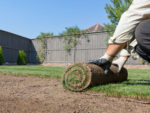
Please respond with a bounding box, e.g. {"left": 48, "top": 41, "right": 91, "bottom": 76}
{"left": 62, "top": 63, "right": 128, "bottom": 92}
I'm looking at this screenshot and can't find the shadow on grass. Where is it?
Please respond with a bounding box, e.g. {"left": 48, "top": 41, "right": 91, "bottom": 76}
{"left": 125, "top": 79, "right": 150, "bottom": 86}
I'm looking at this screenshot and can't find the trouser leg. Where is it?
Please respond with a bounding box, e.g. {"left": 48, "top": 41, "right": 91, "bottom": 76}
{"left": 135, "top": 19, "right": 150, "bottom": 62}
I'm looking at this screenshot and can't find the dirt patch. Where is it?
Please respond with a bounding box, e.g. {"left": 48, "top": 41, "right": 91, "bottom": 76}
{"left": 125, "top": 65, "right": 150, "bottom": 69}
{"left": 0, "top": 74, "right": 150, "bottom": 113}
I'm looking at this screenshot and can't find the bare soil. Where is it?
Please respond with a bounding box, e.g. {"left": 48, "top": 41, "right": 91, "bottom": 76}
{"left": 125, "top": 65, "right": 150, "bottom": 69}
{"left": 0, "top": 74, "right": 150, "bottom": 113}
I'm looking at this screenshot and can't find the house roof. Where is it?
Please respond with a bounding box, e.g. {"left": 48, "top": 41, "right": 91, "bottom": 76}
{"left": 85, "top": 23, "right": 103, "bottom": 32}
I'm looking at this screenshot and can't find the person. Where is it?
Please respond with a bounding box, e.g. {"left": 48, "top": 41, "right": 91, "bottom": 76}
{"left": 89, "top": 0, "right": 150, "bottom": 73}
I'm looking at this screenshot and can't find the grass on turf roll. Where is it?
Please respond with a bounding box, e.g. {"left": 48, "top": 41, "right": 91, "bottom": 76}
{"left": 62, "top": 63, "right": 128, "bottom": 92}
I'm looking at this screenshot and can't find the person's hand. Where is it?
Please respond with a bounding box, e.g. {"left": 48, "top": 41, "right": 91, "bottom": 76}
{"left": 112, "top": 56, "right": 128, "bottom": 72}
{"left": 88, "top": 58, "right": 112, "bottom": 74}
{"left": 88, "top": 53, "right": 114, "bottom": 74}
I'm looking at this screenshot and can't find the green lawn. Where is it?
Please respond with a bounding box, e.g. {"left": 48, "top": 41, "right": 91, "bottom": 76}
{"left": 0, "top": 65, "right": 149, "bottom": 99}
{"left": 90, "top": 69, "right": 150, "bottom": 99}
{"left": 0, "top": 65, "right": 65, "bottom": 78}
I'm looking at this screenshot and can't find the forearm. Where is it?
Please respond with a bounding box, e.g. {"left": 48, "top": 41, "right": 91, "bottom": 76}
{"left": 106, "top": 43, "right": 127, "bottom": 57}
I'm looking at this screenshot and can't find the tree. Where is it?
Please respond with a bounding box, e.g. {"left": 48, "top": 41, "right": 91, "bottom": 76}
{"left": 60, "top": 26, "right": 85, "bottom": 36}
{"left": 0, "top": 46, "right": 4, "bottom": 65}
{"left": 36, "top": 32, "right": 54, "bottom": 39}
{"left": 100, "top": 23, "right": 116, "bottom": 32}
{"left": 60, "top": 26, "right": 86, "bottom": 52}
{"left": 105, "top": 0, "right": 132, "bottom": 26}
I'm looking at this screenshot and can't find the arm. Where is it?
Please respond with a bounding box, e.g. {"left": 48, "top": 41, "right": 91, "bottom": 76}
{"left": 89, "top": 0, "right": 150, "bottom": 72}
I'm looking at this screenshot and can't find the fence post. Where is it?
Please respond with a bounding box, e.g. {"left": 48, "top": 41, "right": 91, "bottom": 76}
{"left": 44, "top": 37, "right": 47, "bottom": 63}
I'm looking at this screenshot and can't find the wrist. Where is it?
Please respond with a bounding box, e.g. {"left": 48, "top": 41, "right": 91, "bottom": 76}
{"left": 119, "top": 56, "right": 128, "bottom": 61}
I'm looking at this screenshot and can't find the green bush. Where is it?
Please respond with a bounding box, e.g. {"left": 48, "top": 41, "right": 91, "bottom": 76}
{"left": 0, "top": 46, "right": 4, "bottom": 65}
{"left": 140, "top": 59, "right": 149, "bottom": 65}
{"left": 17, "top": 50, "right": 27, "bottom": 65}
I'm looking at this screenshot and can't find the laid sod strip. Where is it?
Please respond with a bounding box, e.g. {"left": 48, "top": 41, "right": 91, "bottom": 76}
{"left": 62, "top": 63, "right": 128, "bottom": 92}
{"left": 90, "top": 69, "right": 150, "bottom": 99}
{"left": 0, "top": 65, "right": 65, "bottom": 78}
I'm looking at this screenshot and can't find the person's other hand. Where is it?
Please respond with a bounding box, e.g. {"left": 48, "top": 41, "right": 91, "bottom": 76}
{"left": 112, "top": 56, "right": 128, "bottom": 72}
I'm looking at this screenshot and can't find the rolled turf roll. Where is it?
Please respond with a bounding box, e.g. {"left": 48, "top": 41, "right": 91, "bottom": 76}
{"left": 62, "top": 63, "right": 128, "bottom": 92}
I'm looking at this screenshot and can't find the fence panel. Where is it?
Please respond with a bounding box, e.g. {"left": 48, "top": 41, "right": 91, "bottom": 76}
{"left": 42, "top": 32, "right": 142, "bottom": 65}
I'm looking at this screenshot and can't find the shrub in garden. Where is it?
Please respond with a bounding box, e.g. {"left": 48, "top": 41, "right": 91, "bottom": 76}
{"left": 17, "top": 50, "right": 27, "bottom": 65}
{"left": 0, "top": 46, "right": 4, "bottom": 65}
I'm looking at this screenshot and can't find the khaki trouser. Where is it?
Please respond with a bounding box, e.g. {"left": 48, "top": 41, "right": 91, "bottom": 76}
{"left": 108, "top": 0, "right": 150, "bottom": 57}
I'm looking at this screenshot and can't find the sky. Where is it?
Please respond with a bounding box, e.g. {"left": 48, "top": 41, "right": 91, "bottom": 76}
{"left": 0, "top": 0, "right": 111, "bottom": 39}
